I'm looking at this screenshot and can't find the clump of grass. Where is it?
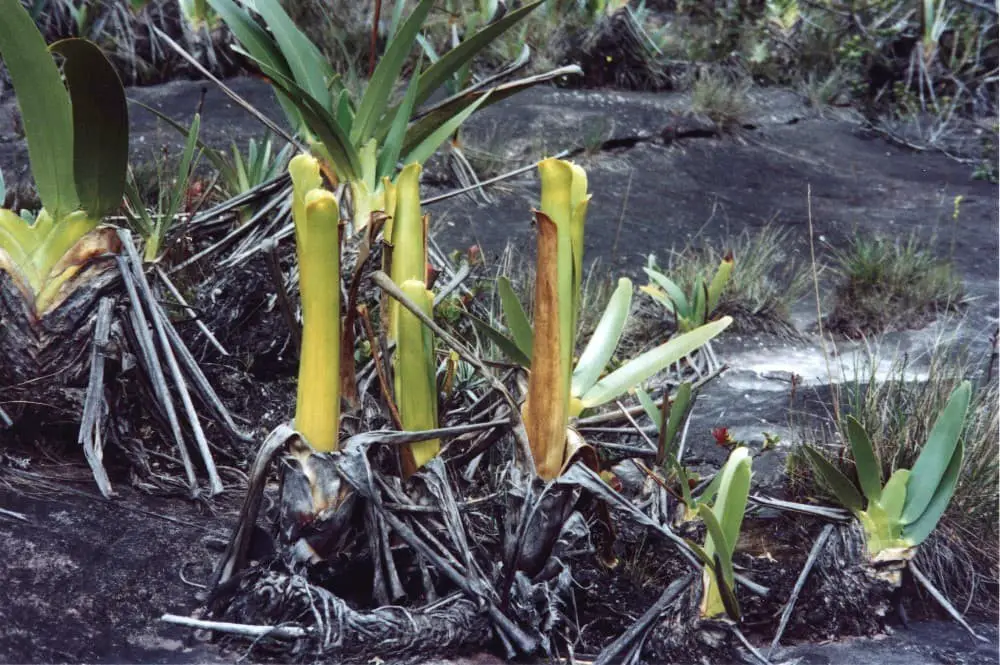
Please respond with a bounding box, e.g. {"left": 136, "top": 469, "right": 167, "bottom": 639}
{"left": 690, "top": 70, "right": 750, "bottom": 129}
{"left": 637, "top": 225, "right": 811, "bottom": 340}
{"left": 790, "top": 344, "right": 999, "bottom": 616}
{"left": 825, "top": 234, "right": 964, "bottom": 338}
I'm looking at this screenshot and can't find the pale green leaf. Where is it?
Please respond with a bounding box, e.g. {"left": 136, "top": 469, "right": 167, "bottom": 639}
{"left": 903, "top": 440, "right": 963, "bottom": 545}
{"left": 572, "top": 277, "right": 632, "bottom": 397}
{"left": 643, "top": 266, "right": 688, "bottom": 317}
{"left": 579, "top": 316, "right": 731, "bottom": 408}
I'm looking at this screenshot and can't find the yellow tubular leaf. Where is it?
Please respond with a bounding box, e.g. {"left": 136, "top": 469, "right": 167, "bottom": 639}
{"left": 388, "top": 163, "right": 425, "bottom": 338}
{"left": 395, "top": 279, "right": 439, "bottom": 477}
{"left": 537, "top": 158, "right": 577, "bottom": 410}
{"left": 289, "top": 154, "right": 323, "bottom": 248}
{"left": 293, "top": 187, "right": 341, "bottom": 452}
{"left": 524, "top": 211, "right": 567, "bottom": 480}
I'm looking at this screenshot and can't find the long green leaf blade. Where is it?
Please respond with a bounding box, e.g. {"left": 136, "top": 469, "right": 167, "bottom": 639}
{"left": 902, "top": 440, "right": 963, "bottom": 545}
{"left": 252, "top": 0, "right": 333, "bottom": 110}
{"left": 351, "top": 0, "right": 435, "bottom": 145}
{"left": 49, "top": 39, "right": 128, "bottom": 219}
{"left": 802, "top": 445, "right": 864, "bottom": 513}
{"left": 636, "top": 387, "right": 663, "bottom": 431}
{"left": 662, "top": 381, "right": 693, "bottom": 461}
{"left": 572, "top": 277, "right": 632, "bottom": 398}
{"left": 846, "top": 416, "right": 882, "bottom": 503}
{"left": 401, "top": 92, "right": 492, "bottom": 167}
{"left": 643, "top": 266, "right": 689, "bottom": 317}
{"left": 902, "top": 380, "right": 971, "bottom": 524}
{"left": 580, "top": 316, "right": 731, "bottom": 409}
{"left": 498, "top": 276, "right": 533, "bottom": 361}
{"left": 204, "top": 0, "right": 303, "bottom": 131}
{"left": 254, "top": 60, "right": 361, "bottom": 179}
{"left": 467, "top": 313, "right": 531, "bottom": 367}
{"left": 0, "top": 0, "right": 78, "bottom": 218}
{"left": 376, "top": 63, "right": 423, "bottom": 181}
{"left": 413, "top": 0, "right": 545, "bottom": 106}
{"left": 399, "top": 66, "right": 581, "bottom": 157}
{"left": 713, "top": 446, "right": 751, "bottom": 558}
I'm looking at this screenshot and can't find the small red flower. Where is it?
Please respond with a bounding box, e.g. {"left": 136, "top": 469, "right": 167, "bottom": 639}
{"left": 712, "top": 427, "right": 735, "bottom": 447}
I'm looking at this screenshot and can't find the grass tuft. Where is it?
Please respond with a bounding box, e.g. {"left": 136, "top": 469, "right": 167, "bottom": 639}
{"left": 690, "top": 70, "right": 750, "bottom": 130}
{"left": 638, "top": 225, "right": 811, "bottom": 340}
{"left": 825, "top": 234, "right": 964, "bottom": 338}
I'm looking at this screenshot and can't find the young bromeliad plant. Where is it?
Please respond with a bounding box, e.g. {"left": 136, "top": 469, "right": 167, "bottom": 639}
{"left": 0, "top": 0, "right": 128, "bottom": 370}
{"left": 802, "top": 381, "right": 972, "bottom": 574}
{"left": 642, "top": 251, "right": 734, "bottom": 334}
{"left": 203, "top": 0, "right": 574, "bottom": 233}
{"left": 685, "top": 446, "right": 753, "bottom": 621}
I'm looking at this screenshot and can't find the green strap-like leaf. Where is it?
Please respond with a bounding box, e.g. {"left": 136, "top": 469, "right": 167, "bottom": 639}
{"left": 401, "top": 92, "right": 492, "bottom": 167}
{"left": 878, "top": 468, "right": 909, "bottom": 524}
{"left": 707, "top": 253, "right": 733, "bottom": 314}
{"left": 253, "top": 60, "right": 361, "bottom": 180}
{"left": 252, "top": 0, "right": 333, "bottom": 111}
{"left": 351, "top": 0, "right": 435, "bottom": 146}
{"left": 636, "top": 387, "right": 663, "bottom": 431}
{"left": 662, "top": 381, "right": 693, "bottom": 462}
{"left": 579, "top": 316, "right": 731, "bottom": 409}
{"left": 467, "top": 313, "right": 532, "bottom": 368}
{"left": 572, "top": 277, "right": 633, "bottom": 398}
{"left": 413, "top": 0, "right": 545, "bottom": 107}
{"left": 0, "top": 0, "right": 78, "bottom": 219}
{"left": 713, "top": 446, "right": 751, "bottom": 559}
{"left": 49, "top": 39, "right": 128, "bottom": 219}
{"left": 204, "top": 0, "right": 303, "bottom": 132}
{"left": 376, "top": 65, "right": 423, "bottom": 182}
{"left": 801, "top": 445, "right": 864, "bottom": 513}
{"left": 902, "top": 440, "right": 963, "bottom": 545}
{"left": 498, "top": 276, "right": 534, "bottom": 362}
{"left": 846, "top": 416, "right": 883, "bottom": 504}
{"left": 643, "top": 266, "right": 689, "bottom": 318}
{"left": 714, "top": 553, "right": 742, "bottom": 621}
{"left": 698, "top": 502, "right": 732, "bottom": 563}
{"left": 399, "top": 66, "right": 580, "bottom": 158}
{"left": 902, "top": 381, "right": 971, "bottom": 524}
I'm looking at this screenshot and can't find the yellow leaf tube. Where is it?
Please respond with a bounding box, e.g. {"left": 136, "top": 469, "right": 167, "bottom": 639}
{"left": 526, "top": 157, "right": 590, "bottom": 480}
{"left": 388, "top": 162, "right": 439, "bottom": 474}
{"left": 394, "top": 279, "right": 439, "bottom": 477}
{"left": 290, "top": 154, "right": 341, "bottom": 452}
